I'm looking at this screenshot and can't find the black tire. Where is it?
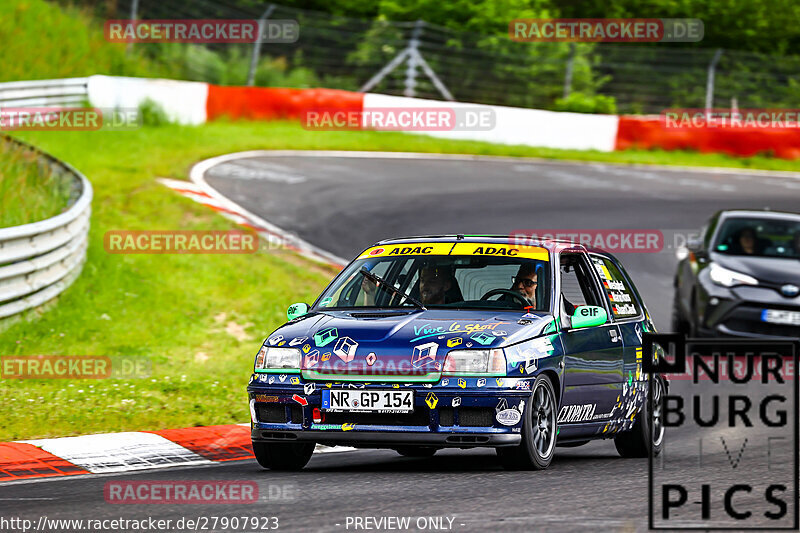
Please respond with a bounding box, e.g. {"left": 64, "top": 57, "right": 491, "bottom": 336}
{"left": 614, "top": 376, "right": 666, "bottom": 458}
{"left": 394, "top": 446, "right": 438, "bottom": 458}
{"left": 497, "top": 374, "right": 557, "bottom": 470}
{"left": 671, "top": 292, "right": 689, "bottom": 336}
{"left": 252, "top": 441, "right": 315, "bottom": 471}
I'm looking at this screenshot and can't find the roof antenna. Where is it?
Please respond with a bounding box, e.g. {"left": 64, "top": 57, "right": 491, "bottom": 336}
{"left": 457, "top": 234, "right": 465, "bottom": 240}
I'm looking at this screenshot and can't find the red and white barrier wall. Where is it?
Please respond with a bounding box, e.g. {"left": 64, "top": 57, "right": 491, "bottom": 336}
{"left": 86, "top": 75, "right": 800, "bottom": 159}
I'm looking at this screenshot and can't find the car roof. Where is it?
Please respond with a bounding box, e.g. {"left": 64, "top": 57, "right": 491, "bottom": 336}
{"left": 717, "top": 209, "right": 800, "bottom": 222}
{"left": 373, "top": 234, "right": 594, "bottom": 254}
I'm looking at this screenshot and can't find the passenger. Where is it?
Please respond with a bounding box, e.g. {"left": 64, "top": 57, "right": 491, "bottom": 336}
{"left": 418, "top": 264, "right": 453, "bottom": 305}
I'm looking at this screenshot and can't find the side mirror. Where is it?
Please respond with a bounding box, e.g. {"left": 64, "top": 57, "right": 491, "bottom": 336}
{"left": 571, "top": 305, "right": 608, "bottom": 329}
{"left": 686, "top": 237, "right": 703, "bottom": 252}
{"left": 287, "top": 302, "right": 309, "bottom": 321}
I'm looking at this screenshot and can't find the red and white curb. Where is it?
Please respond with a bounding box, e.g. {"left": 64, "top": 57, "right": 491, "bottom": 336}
{"left": 0, "top": 424, "right": 354, "bottom": 483}
{"left": 159, "top": 152, "right": 348, "bottom": 269}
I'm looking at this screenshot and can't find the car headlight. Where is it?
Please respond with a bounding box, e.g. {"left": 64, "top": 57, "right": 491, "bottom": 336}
{"left": 443, "top": 349, "right": 506, "bottom": 375}
{"left": 254, "top": 346, "right": 301, "bottom": 371}
{"left": 708, "top": 263, "right": 758, "bottom": 288}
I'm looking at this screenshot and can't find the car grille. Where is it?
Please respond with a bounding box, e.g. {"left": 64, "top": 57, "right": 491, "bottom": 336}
{"left": 458, "top": 408, "right": 495, "bottom": 427}
{"left": 256, "top": 404, "right": 303, "bottom": 424}
{"left": 721, "top": 304, "right": 800, "bottom": 337}
{"left": 324, "top": 410, "right": 431, "bottom": 426}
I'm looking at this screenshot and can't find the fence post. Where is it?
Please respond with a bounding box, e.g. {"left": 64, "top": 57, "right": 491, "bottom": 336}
{"left": 705, "top": 48, "right": 723, "bottom": 114}
{"left": 247, "top": 4, "right": 276, "bottom": 87}
{"left": 563, "top": 43, "right": 576, "bottom": 99}
{"left": 126, "top": 0, "right": 139, "bottom": 55}
{"left": 403, "top": 20, "right": 424, "bottom": 98}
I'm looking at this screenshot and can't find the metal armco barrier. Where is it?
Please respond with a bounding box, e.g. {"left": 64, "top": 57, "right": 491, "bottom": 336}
{"left": 0, "top": 77, "right": 89, "bottom": 107}
{"left": 0, "top": 137, "right": 92, "bottom": 319}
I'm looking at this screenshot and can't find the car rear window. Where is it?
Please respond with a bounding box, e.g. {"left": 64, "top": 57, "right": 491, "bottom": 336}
{"left": 590, "top": 256, "right": 642, "bottom": 319}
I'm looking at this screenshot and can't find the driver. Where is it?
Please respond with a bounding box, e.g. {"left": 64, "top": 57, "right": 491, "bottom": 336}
{"left": 511, "top": 263, "right": 538, "bottom": 308}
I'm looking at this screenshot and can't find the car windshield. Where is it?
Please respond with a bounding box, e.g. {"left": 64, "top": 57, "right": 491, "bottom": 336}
{"left": 713, "top": 216, "right": 800, "bottom": 258}
{"left": 314, "top": 251, "right": 551, "bottom": 311}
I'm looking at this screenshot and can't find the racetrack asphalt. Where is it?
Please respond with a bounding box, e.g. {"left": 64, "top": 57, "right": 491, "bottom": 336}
{"left": 3, "top": 153, "right": 798, "bottom": 532}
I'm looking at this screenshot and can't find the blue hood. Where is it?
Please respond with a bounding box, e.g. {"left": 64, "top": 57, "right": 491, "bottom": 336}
{"left": 264, "top": 309, "right": 554, "bottom": 377}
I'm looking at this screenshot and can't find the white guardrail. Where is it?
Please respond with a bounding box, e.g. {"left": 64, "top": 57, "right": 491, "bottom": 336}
{"left": 0, "top": 136, "right": 92, "bottom": 319}
{"left": 0, "top": 77, "right": 89, "bottom": 107}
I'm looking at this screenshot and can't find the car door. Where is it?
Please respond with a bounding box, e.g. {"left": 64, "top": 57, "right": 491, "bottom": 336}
{"left": 557, "top": 252, "right": 624, "bottom": 425}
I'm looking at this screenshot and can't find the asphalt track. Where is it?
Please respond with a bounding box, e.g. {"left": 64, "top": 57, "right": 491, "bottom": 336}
{"left": 4, "top": 153, "right": 799, "bottom": 532}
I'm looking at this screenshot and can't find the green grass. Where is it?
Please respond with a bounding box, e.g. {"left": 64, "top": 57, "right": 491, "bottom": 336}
{"left": 0, "top": 137, "right": 73, "bottom": 227}
{"left": 3, "top": 120, "right": 800, "bottom": 441}
{"left": 0, "top": 0, "right": 171, "bottom": 82}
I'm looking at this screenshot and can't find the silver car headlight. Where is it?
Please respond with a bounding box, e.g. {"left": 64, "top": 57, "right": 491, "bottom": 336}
{"left": 708, "top": 263, "right": 758, "bottom": 288}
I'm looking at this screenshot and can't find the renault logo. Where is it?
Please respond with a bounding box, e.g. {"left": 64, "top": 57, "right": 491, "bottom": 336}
{"left": 781, "top": 284, "right": 799, "bottom": 297}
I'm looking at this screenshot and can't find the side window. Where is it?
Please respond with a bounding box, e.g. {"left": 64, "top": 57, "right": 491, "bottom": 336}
{"left": 560, "top": 253, "right": 605, "bottom": 315}
{"left": 590, "top": 255, "right": 642, "bottom": 319}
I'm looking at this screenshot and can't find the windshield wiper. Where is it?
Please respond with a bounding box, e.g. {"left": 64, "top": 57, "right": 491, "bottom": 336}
{"left": 357, "top": 267, "right": 426, "bottom": 311}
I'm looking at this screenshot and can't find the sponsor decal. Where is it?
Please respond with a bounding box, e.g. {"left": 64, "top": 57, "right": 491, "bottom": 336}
{"left": 411, "top": 342, "right": 439, "bottom": 368}
{"left": 495, "top": 399, "right": 509, "bottom": 412}
{"left": 366, "top": 352, "right": 377, "bottom": 366}
{"left": 303, "top": 383, "right": 315, "bottom": 395}
{"left": 452, "top": 397, "right": 461, "bottom": 407}
{"left": 357, "top": 243, "right": 451, "bottom": 259}
{"left": 441, "top": 378, "right": 449, "bottom": 386}
{"left": 314, "top": 328, "right": 338, "bottom": 347}
{"left": 279, "top": 374, "right": 287, "bottom": 382}
{"left": 451, "top": 242, "right": 549, "bottom": 261}
{"left": 254, "top": 394, "right": 279, "bottom": 402}
{"left": 302, "top": 344, "right": 311, "bottom": 353}
{"left": 514, "top": 380, "right": 532, "bottom": 390}
{"left": 470, "top": 331, "right": 495, "bottom": 346}
{"left": 304, "top": 350, "right": 320, "bottom": 369}
{"left": 458, "top": 378, "right": 467, "bottom": 389}
{"left": 290, "top": 377, "right": 300, "bottom": 385}
{"left": 557, "top": 403, "right": 596, "bottom": 423}
{"left": 477, "top": 378, "right": 486, "bottom": 387}
{"left": 333, "top": 337, "right": 358, "bottom": 363}
{"left": 497, "top": 409, "right": 522, "bottom": 426}
{"left": 322, "top": 352, "right": 331, "bottom": 361}
{"left": 447, "top": 337, "right": 463, "bottom": 348}
{"left": 496, "top": 378, "right": 505, "bottom": 387}
{"left": 268, "top": 376, "right": 275, "bottom": 384}
{"left": 341, "top": 423, "right": 356, "bottom": 431}
{"left": 292, "top": 394, "right": 308, "bottom": 406}
{"left": 319, "top": 297, "right": 333, "bottom": 307}
{"left": 268, "top": 335, "right": 283, "bottom": 346}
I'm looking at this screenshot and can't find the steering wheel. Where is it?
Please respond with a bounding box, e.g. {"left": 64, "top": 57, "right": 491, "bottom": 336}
{"left": 479, "top": 288, "right": 531, "bottom": 308}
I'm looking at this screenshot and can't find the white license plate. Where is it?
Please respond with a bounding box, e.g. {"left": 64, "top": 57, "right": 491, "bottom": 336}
{"left": 321, "top": 389, "right": 414, "bottom": 413}
{"left": 762, "top": 309, "right": 800, "bottom": 326}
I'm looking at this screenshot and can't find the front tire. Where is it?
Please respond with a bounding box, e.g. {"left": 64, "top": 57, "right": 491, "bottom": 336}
{"left": 497, "top": 374, "right": 557, "bottom": 470}
{"left": 252, "top": 441, "right": 315, "bottom": 471}
{"left": 614, "top": 376, "right": 665, "bottom": 458}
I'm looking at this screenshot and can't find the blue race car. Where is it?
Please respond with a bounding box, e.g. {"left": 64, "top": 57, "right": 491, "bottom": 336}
{"left": 247, "top": 236, "right": 666, "bottom": 470}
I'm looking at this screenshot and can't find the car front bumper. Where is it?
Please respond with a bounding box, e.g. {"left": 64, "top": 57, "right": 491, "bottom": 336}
{"left": 247, "top": 374, "right": 532, "bottom": 448}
